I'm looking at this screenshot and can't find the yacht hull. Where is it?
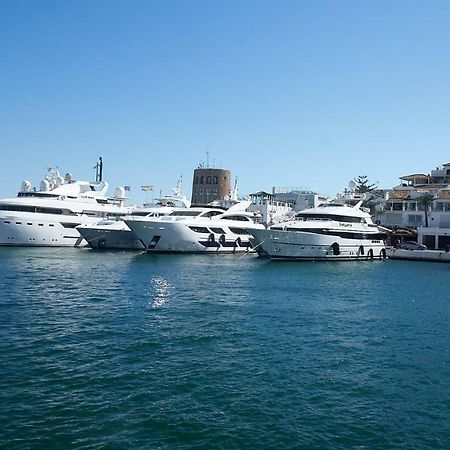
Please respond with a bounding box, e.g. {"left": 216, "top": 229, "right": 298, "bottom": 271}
{"left": 77, "top": 224, "right": 145, "bottom": 250}
{"left": 250, "top": 229, "right": 386, "bottom": 261}
{"left": 0, "top": 212, "right": 89, "bottom": 247}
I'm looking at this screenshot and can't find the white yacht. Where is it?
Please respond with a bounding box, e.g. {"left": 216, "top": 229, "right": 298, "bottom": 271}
{"left": 125, "top": 203, "right": 264, "bottom": 253}
{"left": 77, "top": 207, "right": 174, "bottom": 250}
{"left": 77, "top": 178, "right": 191, "bottom": 250}
{"left": 248, "top": 202, "right": 386, "bottom": 261}
{"left": 0, "top": 160, "right": 130, "bottom": 247}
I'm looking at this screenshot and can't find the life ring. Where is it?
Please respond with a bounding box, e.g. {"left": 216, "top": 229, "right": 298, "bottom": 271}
{"left": 219, "top": 234, "right": 226, "bottom": 245}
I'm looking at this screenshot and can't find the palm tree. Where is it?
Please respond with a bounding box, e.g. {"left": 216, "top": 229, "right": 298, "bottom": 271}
{"left": 417, "top": 193, "right": 435, "bottom": 227}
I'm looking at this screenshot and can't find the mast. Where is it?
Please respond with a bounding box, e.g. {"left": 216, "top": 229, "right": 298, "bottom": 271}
{"left": 95, "top": 157, "right": 103, "bottom": 182}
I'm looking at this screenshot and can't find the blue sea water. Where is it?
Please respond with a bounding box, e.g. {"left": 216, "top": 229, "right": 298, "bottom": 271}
{"left": 0, "top": 248, "right": 449, "bottom": 449}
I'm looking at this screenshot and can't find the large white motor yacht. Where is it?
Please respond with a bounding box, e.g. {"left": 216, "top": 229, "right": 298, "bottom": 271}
{"left": 125, "top": 203, "right": 264, "bottom": 253}
{"left": 248, "top": 202, "right": 386, "bottom": 261}
{"left": 77, "top": 178, "right": 192, "bottom": 250}
{"left": 0, "top": 161, "right": 129, "bottom": 247}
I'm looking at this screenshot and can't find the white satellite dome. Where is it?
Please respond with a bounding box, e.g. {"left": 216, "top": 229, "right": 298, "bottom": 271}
{"left": 40, "top": 179, "right": 50, "bottom": 191}
{"left": 21, "top": 180, "right": 32, "bottom": 192}
{"left": 64, "top": 172, "right": 73, "bottom": 183}
{"left": 114, "top": 186, "right": 126, "bottom": 199}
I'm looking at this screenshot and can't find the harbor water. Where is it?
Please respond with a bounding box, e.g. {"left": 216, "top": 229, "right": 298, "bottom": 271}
{"left": 1, "top": 248, "right": 449, "bottom": 449}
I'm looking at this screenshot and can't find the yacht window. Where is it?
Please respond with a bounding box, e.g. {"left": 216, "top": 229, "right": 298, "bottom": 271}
{"left": 27, "top": 223, "right": 32, "bottom": 226}
{"left": 0, "top": 204, "right": 35, "bottom": 213}
{"left": 288, "top": 228, "right": 383, "bottom": 240}
{"left": 170, "top": 211, "right": 202, "bottom": 217}
{"left": 202, "top": 211, "right": 223, "bottom": 218}
{"left": 270, "top": 227, "right": 283, "bottom": 230}
{"left": 36, "top": 207, "right": 63, "bottom": 214}
{"left": 189, "top": 226, "right": 210, "bottom": 233}
{"left": 0, "top": 204, "right": 65, "bottom": 215}
{"left": 229, "top": 227, "right": 250, "bottom": 235}
{"left": 222, "top": 215, "right": 250, "bottom": 221}
{"left": 17, "top": 192, "right": 58, "bottom": 198}
{"left": 4, "top": 221, "right": 10, "bottom": 224}
{"left": 16, "top": 222, "right": 22, "bottom": 225}
{"left": 210, "top": 227, "right": 225, "bottom": 233}
{"left": 207, "top": 176, "right": 211, "bottom": 184}
{"left": 38, "top": 224, "right": 43, "bottom": 226}
{"left": 295, "top": 213, "right": 363, "bottom": 223}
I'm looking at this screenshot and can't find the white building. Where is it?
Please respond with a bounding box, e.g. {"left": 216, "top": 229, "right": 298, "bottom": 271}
{"left": 377, "top": 163, "right": 450, "bottom": 249}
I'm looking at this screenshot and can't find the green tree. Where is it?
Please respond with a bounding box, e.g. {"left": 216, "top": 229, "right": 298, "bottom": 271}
{"left": 353, "top": 175, "right": 377, "bottom": 193}
{"left": 417, "top": 193, "right": 435, "bottom": 227}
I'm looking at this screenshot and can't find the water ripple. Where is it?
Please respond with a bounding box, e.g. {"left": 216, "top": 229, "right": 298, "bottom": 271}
{"left": 0, "top": 250, "right": 449, "bottom": 448}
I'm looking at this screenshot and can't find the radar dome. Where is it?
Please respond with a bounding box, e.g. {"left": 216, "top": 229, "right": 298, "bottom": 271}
{"left": 55, "top": 176, "right": 64, "bottom": 187}
{"left": 40, "top": 179, "right": 50, "bottom": 191}
{"left": 115, "top": 186, "right": 126, "bottom": 199}
{"left": 64, "top": 172, "right": 73, "bottom": 183}
{"left": 348, "top": 180, "right": 356, "bottom": 190}
{"left": 21, "top": 180, "right": 32, "bottom": 192}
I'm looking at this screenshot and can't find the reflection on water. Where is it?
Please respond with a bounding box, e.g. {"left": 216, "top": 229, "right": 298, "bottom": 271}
{"left": 149, "top": 276, "right": 172, "bottom": 308}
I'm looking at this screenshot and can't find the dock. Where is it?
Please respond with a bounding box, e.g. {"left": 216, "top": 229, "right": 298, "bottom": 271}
{"left": 387, "top": 247, "right": 450, "bottom": 263}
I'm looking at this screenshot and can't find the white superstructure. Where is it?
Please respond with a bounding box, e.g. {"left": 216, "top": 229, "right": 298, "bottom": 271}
{"left": 125, "top": 203, "right": 265, "bottom": 253}
{"left": 248, "top": 202, "right": 386, "bottom": 261}
{"left": 0, "top": 164, "right": 129, "bottom": 247}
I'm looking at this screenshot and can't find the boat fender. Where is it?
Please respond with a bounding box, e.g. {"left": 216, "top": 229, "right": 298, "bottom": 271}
{"left": 331, "top": 242, "right": 340, "bottom": 256}
{"left": 235, "top": 237, "right": 242, "bottom": 247}
{"left": 367, "top": 249, "right": 374, "bottom": 259}
{"left": 98, "top": 239, "right": 107, "bottom": 249}
{"left": 219, "top": 234, "right": 226, "bottom": 245}
{"left": 358, "top": 245, "right": 364, "bottom": 256}
{"left": 208, "top": 233, "right": 215, "bottom": 243}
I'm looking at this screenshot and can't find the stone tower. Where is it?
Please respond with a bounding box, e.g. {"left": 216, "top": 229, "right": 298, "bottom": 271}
{"left": 191, "top": 167, "right": 231, "bottom": 206}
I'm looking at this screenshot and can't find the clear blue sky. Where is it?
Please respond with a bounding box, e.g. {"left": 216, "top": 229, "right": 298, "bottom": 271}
{"left": 1, "top": 0, "right": 450, "bottom": 202}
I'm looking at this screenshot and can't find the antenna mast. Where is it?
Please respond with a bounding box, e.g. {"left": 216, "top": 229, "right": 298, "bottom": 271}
{"left": 94, "top": 157, "right": 103, "bottom": 182}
